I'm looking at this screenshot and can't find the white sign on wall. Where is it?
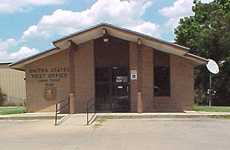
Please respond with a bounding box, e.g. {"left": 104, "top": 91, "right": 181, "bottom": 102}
{"left": 130, "top": 70, "right": 137, "bottom": 80}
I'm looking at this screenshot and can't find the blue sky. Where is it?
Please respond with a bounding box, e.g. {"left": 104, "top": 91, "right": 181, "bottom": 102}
{"left": 0, "top": 0, "right": 212, "bottom": 62}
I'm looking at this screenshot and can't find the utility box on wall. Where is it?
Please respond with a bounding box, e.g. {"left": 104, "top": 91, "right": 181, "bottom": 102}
{"left": 130, "top": 70, "right": 137, "bottom": 80}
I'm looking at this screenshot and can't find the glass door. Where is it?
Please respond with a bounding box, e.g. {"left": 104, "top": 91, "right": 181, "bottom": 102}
{"left": 95, "top": 67, "right": 111, "bottom": 112}
{"left": 95, "top": 66, "right": 130, "bottom": 112}
{"left": 111, "top": 67, "right": 130, "bottom": 112}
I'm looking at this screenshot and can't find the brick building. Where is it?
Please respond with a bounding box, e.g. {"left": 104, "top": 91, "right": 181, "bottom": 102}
{"left": 10, "top": 24, "right": 208, "bottom": 113}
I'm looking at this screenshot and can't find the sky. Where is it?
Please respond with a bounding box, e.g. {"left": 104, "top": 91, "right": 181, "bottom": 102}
{"left": 0, "top": 0, "right": 213, "bottom": 63}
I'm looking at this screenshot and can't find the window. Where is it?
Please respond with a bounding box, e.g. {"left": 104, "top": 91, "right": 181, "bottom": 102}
{"left": 154, "top": 51, "right": 170, "bottom": 96}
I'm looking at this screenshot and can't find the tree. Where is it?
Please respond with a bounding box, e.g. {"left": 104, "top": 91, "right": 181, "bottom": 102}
{"left": 175, "top": 0, "right": 230, "bottom": 105}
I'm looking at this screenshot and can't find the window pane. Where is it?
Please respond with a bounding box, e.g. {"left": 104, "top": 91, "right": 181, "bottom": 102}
{"left": 154, "top": 51, "right": 170, "bottom": 96}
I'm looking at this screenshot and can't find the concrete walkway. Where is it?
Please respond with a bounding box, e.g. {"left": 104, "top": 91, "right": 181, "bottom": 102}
{"left": 0, "top": 111, "right": 230, "bottom": 125}
{"left": 97, "top": 111, "right": 230, "bottom": 119}
{"left": 0, "top": 112, "right": 59, "bottom": 120}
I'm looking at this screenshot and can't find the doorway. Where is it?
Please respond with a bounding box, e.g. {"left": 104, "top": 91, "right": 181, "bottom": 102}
{"left": 94, "top": 36, "right": 130, "bottom": 112}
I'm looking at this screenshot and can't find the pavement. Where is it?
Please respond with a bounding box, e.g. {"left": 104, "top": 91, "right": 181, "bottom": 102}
{"left": 0, "top": 117, "right": 230, "bottom": 150}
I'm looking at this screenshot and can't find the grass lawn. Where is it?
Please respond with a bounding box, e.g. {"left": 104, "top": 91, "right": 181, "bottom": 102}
{"left": 0, "top": 106, "right": 26, "bottom": 115}
{"left": 193, "top": 105, "right": 230, "bottom": 112}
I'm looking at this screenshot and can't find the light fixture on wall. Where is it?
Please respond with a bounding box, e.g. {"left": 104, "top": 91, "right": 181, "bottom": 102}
{"left": 137, "top": 38, "right": 142, "bottom": 46}
{"left": 112, "top": 66, "right": 118, "bottom": 69}
{"left": 102, "top": 28, "right": 109, "bottom": 42}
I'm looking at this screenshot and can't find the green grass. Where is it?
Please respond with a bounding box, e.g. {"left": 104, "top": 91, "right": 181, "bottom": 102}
{"left": 210, "top": 115, "right": 230, "bottom": 119}
{"left": 0, "top": 106, "right": 26, "bottom": 115}
{"left": 193, "top": 105, "right": 230, "bottom": 112}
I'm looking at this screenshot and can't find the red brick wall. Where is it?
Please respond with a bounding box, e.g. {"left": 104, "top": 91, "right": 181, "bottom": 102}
{"left": 129, "top": 42, "right": 195, "bottom": 112}
{"left": 153, "top": 54, "right": 195, "bottom": 112}
{"left": 74, "top": 41, "right": 95, "bottom": 113}
{"left": 171, "top": 55, "right": 194, "bottom": 110}
{"left": 25, "top": 50, "right": 69, "bottom": 112}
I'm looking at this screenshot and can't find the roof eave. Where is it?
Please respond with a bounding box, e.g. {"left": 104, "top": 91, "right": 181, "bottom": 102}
{"left": 9, "top": 23, "right": 208, "bottom": 70}
{"left": 184, "top": 53, "right": 208, "bottom": 65}
{"left": 53, "top": 23, "right": 190, "bottom": 53}
{"left": 10, "top": 48, "right": 58, "bottom": 70}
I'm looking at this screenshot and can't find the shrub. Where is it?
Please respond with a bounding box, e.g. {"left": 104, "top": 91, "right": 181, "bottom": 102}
{"left": 0, "top": 88, "right": 7, "bottom": 106}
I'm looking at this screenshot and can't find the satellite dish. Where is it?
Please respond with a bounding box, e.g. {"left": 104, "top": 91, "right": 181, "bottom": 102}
{"left": 206, "top": 59, "right": 219, "bottom": 74}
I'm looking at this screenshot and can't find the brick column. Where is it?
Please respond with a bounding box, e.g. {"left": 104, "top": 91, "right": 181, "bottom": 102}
{"left": 129, "top": 42, "right": 138, "bottom": 112}
{"left": 141, "top": 46, "right": 154, "bottom": 112}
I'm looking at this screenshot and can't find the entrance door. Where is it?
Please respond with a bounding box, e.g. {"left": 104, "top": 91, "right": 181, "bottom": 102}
{"left": 95, "top": 66, "right": 130, "bottom": 112}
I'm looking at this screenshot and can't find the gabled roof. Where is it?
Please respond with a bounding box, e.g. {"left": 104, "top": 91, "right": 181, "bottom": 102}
{"left": 10, "top": 23, "right": 208, "bottom": 70}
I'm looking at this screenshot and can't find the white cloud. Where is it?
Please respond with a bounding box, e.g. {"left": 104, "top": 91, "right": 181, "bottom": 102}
{"left": 9, "top": 46, "right": 39, "bottom": 60}
{"left": 159, "top": 0, "right": 194, "bottom": 29}
{"left": 0, "top": 0, "right": 65, "bottom": 13}
{"left": 160, "top": 0, "right": 193, "bottom": 19}
{"left": 201, "top": 0, "right": 214, "bottom": 3}
{"left": 130, "top": 22, "right": 160, "bottom": 37}
{"left": 0, "top": 39, "right": 39, "bottom": 62}
{"left": 22, "top": 0, "right": 160, "bottom": 40}
{"left": 159, "top": 0, "right": 214, "bottom": 30}
{"left": 1, "top": 0, "right": 161, "bottom": 62}
{"left": 0, "top": 38, "right": 17, "bottom": 51}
